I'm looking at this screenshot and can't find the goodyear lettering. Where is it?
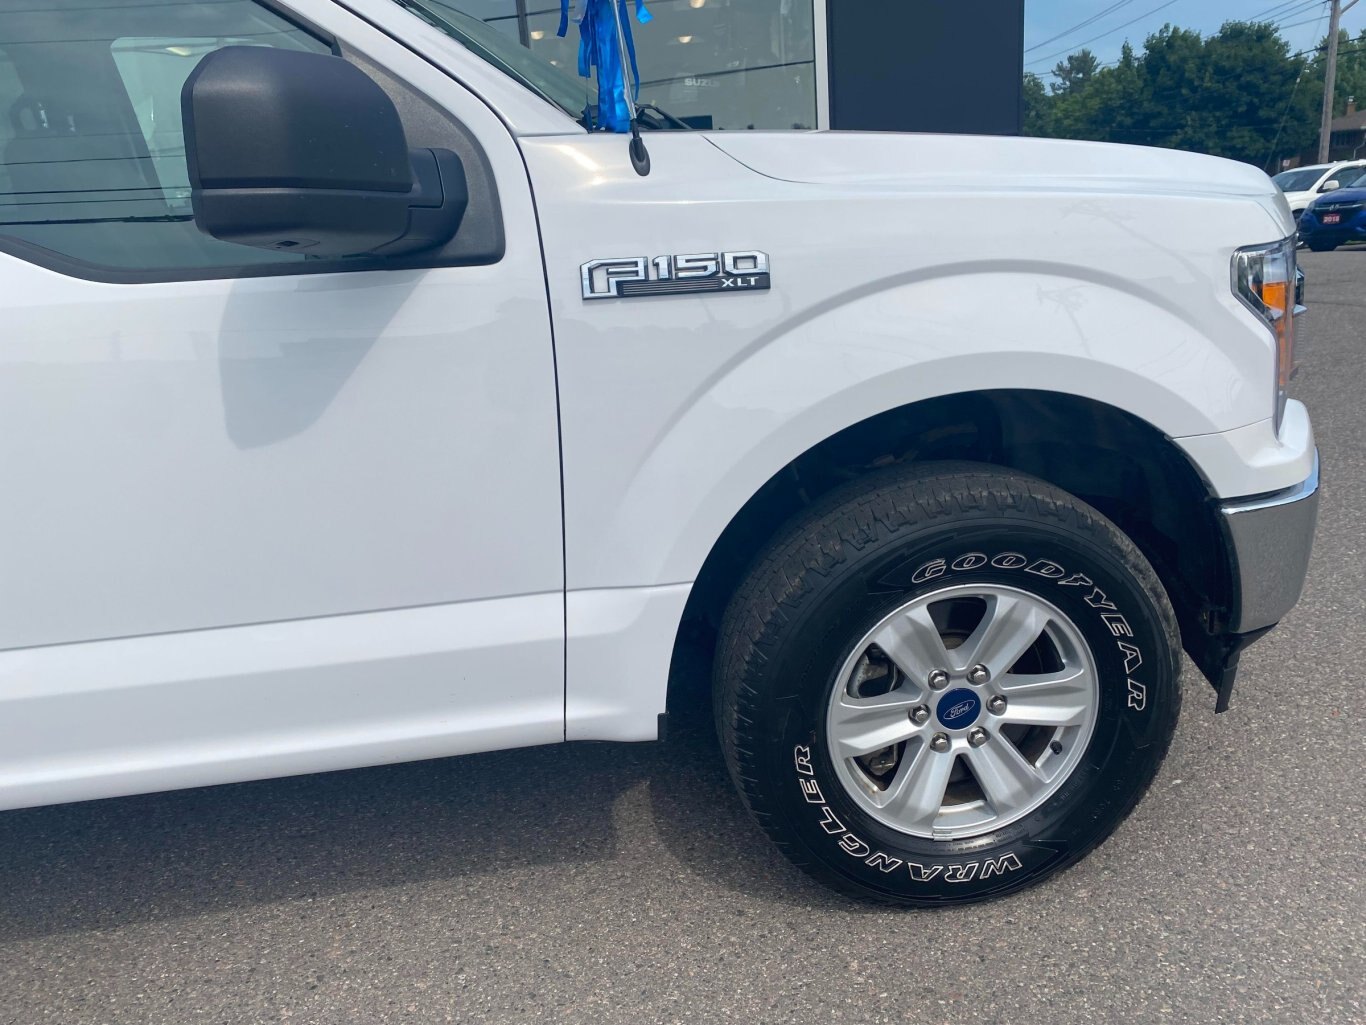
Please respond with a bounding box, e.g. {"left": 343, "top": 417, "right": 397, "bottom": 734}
{"left": 912, "top": 559, "right": 947, "bottom": 584}
{"left": 1083, "top": 587, "right": 1117, "bottom": 610}
{"left": 903, "top": 551, "right": 1150, "bottom": 717}
{"left": 1127, "top": 679, "right": 1148, "bottom": 711}
{"left": 1101, "top": 612, "right": 1133, "bottom": 638}
{"left": 838, "top": 834, "right": 871, "bottom": 858}
{"left": 1118, "top": 641, "right": 1143, "bottom": 674}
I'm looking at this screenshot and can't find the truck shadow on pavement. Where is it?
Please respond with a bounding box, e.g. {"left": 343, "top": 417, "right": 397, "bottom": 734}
{"left": 0, "top": 646, "right": 841, "bottom": 942}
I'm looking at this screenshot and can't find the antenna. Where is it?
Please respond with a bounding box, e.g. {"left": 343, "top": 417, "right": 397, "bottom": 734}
{"left": 611, "top": 0, "right": 651, "bottom": 176}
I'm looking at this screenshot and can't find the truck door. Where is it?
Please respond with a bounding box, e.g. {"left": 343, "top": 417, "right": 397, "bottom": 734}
{"left": 0, "top": 0, "right": 565, "bottom": 806}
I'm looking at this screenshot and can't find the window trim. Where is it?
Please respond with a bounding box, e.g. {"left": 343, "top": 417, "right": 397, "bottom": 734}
{"left": 0, "top": 0, "right": 503, "bottom": 284}
{"left": 0, "top": 232, "right": 501, "bottom": 284}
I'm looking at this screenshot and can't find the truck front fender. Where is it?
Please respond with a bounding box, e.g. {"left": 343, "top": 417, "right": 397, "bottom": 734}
{"left": 578, "top": 266, "right": 1252, "bottom": 592}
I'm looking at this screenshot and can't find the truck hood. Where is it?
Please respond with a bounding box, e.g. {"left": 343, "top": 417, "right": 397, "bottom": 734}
{"left": 705, "top": 132, "right": 1290, "bottom": 228}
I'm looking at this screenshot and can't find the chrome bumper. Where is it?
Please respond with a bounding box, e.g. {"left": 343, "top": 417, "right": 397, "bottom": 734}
{"left": 1220, "top": 449, "right": 1320, "bottom": 634}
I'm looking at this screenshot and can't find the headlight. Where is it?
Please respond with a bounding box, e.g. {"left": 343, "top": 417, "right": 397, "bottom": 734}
{"left": 1234, "top": 237, "right": 1303, "bottom": 433}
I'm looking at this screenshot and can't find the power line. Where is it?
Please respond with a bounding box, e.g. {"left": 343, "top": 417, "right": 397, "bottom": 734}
{"left": 1282, "top": 14, "right": 1337, "bottom": 31}
{"left": 1269, "top": 0, "right": 1329, "bottom": 26}
{"left": 1025, "top": 1, "right": 1136, "bottom": 53}
{"left": 1026, "top": 0, "right": 1182, "bottom": 69}
{"left": 1289, "top": 30, "right": 1366, "bottom": 58}
{"left": 1249, "top": 0, "right": 1324, "bottom": 19}
{"left": 1269, "top": 0, "right": 1330, "bottom": 27}
{"left": 1291, "top": 38, "right": 1366, "bottom": 61}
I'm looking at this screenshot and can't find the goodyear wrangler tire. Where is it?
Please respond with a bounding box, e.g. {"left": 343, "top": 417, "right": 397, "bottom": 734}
{"left": 715, "top": 463, "right": 1181, "bottom": 905}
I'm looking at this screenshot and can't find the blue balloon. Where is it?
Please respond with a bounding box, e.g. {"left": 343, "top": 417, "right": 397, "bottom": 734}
{"left": 559, "top": 0, "right": 653, "bottom": 133}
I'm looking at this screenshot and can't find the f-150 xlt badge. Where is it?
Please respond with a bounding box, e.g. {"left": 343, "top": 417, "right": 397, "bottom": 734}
{"left": 581, "top": 251, "right": 771, "bottom": 300}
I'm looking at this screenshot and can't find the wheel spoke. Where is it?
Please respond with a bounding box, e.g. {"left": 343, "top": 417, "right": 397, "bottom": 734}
{"left": 829, "top": 690, "right": 921, "bottom": 760}
{"left": 871, "top": 605, "right": 951, "bottom": 686}
{"left": 995, "top": 666, "right": 1093, "bottom": 728}
{"left": 876, "top": 741, "right": 956, "bottom": 833}
{"left": 964, "top": 734, "right": 1047, "bottom": 814}
{"left": 954, "top": 592, "right": 1050, "bottom": 676}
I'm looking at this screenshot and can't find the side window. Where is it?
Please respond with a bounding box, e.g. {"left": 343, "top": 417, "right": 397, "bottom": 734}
{"left": 0, "top": 0, "right": 329, "bottom": 274}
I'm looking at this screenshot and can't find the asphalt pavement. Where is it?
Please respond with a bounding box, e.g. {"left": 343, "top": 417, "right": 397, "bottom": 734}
{"left": 2, "top": 249, "right": 1363, "bottom": 1025}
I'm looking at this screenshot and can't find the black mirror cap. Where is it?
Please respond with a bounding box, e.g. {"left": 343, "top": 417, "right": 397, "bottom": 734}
{"left": 372, "top": 148, "right": 469, "bottom": 258}
{"left": 183, "top": 47, "right": 415, "bottom": 257}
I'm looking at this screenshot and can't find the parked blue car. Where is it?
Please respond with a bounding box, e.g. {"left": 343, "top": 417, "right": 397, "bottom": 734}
{"left": 1298, "top": 169, "right": 1366, "bottom": 251}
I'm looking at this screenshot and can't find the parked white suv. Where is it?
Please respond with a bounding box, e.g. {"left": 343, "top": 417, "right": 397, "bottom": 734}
{"left": 1273, "top": 160, "right": 1366, "bottom": 222}
{"left": 0, "top": 0, "right": 1319, "bottom": 906}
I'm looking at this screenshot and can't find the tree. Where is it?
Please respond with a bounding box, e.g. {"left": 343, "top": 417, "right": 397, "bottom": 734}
{"left": 1198, "top": 21, "right": 1311, "bottom": 166}
{"left": 1048, "top": 42, "right": 1145, "bottom": 144}
{"left": 1049, "top": 49, "right": 1100, "bottom": 95}
{"left": 1022, "top": 19, "right": 1321, "bottom": 169}
{"left": 1022, "top": 72, "right": 1053, "bottom": 137}
{"left": 1128, "top": 25, "right": 1207, "bottom": 151}
{"left": 1305, "top": 28, "right": 1366, "bottom": 119}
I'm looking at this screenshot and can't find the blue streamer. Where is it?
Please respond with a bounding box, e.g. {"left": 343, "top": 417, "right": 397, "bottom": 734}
{"left": 558, "top": 0, "right": 653, "bottom": 133}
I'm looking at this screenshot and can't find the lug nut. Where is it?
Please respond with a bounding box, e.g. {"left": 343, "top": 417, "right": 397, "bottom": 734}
{"left": 987, "top": 694, "right": 1007, "bottom": 715}
{"left": 968, "top": 664, "right": 991, "bottom": 686}
{"left": 929, "top": 732, "right": 951, "bottom": 753}
{"left": 928, "top": 669, "right": 950, "bottom": 691}
{"left": 909, "top": 704, "right": 931, "bottom": 725}
{"left": 967, "top": 727, "right": 989, "bottom": 748}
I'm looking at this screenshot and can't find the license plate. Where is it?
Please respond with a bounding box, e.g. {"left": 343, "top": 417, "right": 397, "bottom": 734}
{"left": 1323, "top": 213, "right": 1342, "bottom": 225}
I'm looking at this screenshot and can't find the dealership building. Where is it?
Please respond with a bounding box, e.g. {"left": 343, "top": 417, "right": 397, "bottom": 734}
{"left": 466, "top": 0, "right": 1026, "bottom": 135}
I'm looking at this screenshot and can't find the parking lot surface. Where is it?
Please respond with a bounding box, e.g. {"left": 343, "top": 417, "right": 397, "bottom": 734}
{"left": 1, "top": 249, "right": 1363, "bottom": 1025}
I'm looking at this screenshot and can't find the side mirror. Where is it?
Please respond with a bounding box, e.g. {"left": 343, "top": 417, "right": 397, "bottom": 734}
{"left": 182, "top": 47, "right": 467, "bottom": 258}
{"left": 1320, "top": 180, "right": 1342, "bottom": 193}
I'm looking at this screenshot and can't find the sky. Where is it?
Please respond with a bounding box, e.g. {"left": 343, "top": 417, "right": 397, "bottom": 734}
{"left": 1024, "top": 0, "right": 1366, "bottom": 77}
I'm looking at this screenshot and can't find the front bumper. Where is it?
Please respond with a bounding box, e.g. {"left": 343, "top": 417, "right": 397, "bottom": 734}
{"left": 1206, "top": 450, "right": 1320, "bottom": 711}
{"left": 1299, "top": 209, "right": 1366, "bottom": 245}
{"left": 1220, "top": 449, "right": 1320, "bottom": 634}
{"left": 1302, "top": 227, "right": 1366, "bottom": 246}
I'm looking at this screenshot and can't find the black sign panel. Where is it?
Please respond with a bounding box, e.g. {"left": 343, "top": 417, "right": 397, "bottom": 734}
{"left": 827, "top": 0, "right": 1025, "bottom": 136}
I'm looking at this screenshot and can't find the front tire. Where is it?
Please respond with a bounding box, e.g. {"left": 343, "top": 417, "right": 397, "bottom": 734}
{"left": 1307, "top": 240, "right": 1338, "bottom": 252}
{"left": 714, "top": 463, "right": 1181, "bottom": 905}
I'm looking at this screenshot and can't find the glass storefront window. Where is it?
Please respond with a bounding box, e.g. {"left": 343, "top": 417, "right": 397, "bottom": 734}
{"left": 418, "top": 0, "right": 817, "bottom": 130}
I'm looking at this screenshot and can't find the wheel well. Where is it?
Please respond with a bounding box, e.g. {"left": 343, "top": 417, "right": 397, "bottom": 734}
{"left": 667, "top": 389, "right": 1232, "bottom": 713}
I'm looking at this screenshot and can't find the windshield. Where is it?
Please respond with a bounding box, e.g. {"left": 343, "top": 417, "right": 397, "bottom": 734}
{"left": 391, "top": 0, "right": 595, "bottom": 126}
{"left": 1272, "top": 168, "right": 1326, "bottom": 192}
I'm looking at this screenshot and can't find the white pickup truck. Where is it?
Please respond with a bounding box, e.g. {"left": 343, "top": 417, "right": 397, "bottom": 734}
{"left": 0, "top": 0, "right": 1318, "bottom": 906}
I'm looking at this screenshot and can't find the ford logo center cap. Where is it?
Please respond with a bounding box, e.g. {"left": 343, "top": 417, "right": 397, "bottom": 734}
{"left": 937, "top": 688, "right": 982, "bottom": 729}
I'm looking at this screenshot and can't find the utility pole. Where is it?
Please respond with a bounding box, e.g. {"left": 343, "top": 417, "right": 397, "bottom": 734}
{"left": 1320, "top": 0, "right": 1361, "bottom": 163}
